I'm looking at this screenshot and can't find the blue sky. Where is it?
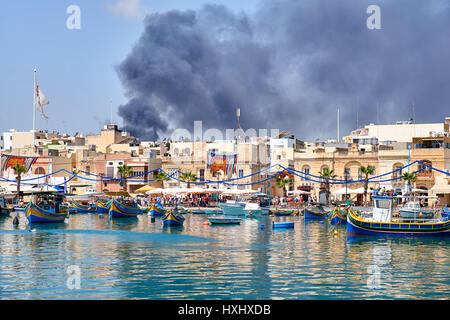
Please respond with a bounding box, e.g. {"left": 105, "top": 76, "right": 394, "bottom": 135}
{"left": 0, "top": 0, "right": 259, "bottom": 135}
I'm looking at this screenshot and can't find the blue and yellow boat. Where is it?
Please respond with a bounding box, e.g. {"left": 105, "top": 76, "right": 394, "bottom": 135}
{"left": 329, "top": 207, "right": 347, "bottom": 225}
{"left": 109, "top": 199, "right": 142, "bottom": 218}
{"left": 0, "top": 196, "right": 12, "bottom": 215}
{"left": 347, "top": 196, "right": 450, "bottom": 237}
{"left": 162, "top": 210, "right": 185, "bottom": 226}
{"left": 25, "top": 201, "right": 68, "bottom": 223}
{"left": 149, "top": 201, "right": 166, "bottom": 217}
{"left": 96, "top": 200, "right": 111, "bottom": 213}
{"left": 70, "top": 199, "right": 94, "bottom": 213}
{"left": 304, "top": 206, "right": 332, "bottom": 219}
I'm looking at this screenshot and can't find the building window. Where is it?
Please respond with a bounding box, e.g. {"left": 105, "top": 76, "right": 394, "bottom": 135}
{"left": 239, "top": 169, "right": 244, "bottom": 178}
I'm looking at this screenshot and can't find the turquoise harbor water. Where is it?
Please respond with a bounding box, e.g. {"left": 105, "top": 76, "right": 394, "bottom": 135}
{"left": 0, "top": 211, "right": 448, "bottom": 299}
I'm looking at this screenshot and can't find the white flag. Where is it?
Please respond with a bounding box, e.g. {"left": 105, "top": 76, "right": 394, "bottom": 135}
{"left": 35, "top": 85, "right": 49, "bottom": 119}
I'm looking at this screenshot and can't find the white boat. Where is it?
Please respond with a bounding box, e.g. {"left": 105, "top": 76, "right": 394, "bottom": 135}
{"left": 242, "top": 202, "right": 262, "bottom": 216}
{"left": 399, "top": 201, "right": 435, "bottom": 219}
{"left": 219, "top": 200, "right": 246, "bottom": 216}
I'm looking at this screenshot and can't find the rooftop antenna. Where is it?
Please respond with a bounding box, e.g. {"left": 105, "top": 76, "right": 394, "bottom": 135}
{"left": 377, "top": 101, "right": 380, "bottom": 125}
{"left": 356, "top": 96, "right": 359, "bottom": 129}
{"left": 236, "top": 107, "right": 241, "bottom": 142}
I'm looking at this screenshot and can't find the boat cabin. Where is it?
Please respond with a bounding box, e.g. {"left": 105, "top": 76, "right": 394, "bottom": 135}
{"left": 371, "top": 196, "right": 394, "bottom": 222}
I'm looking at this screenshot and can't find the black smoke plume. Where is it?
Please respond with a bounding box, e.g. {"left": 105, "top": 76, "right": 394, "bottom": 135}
{"left": 117, "top": 0, "right": 450, "bottom": 141}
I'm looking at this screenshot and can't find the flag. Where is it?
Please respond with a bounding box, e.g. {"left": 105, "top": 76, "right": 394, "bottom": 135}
{"left": 35, "top": 84, "right": 49, "bottom": 119}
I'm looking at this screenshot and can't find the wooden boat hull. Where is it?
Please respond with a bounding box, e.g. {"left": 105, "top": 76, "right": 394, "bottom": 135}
{"left": 25, "top": 202, "right": 67, "bottom": 223}
{"left": 0, "top": 206, "right": 12, "bottom": 215}
{"left": 347, "top": 210, "right": 450, "bottom": 237}
{"left": 208, "top": 217, "right": 241, "bottom": 224}
{"left": 71, "top": 200, "right": 94, "bottom": 213}
{"left": 163, "top": 211, "right": 184, "bottom": 226}
{"left": 329, "top": 208, "right": 347, "bottom": 225}
{"left": 96, "top": 201, "right": 111, "bottom": 213}
{"left": 274, "top": 211, "right": 292, "bottom": 216}
{"left": 109, "top": 200, "right": 142, "bottom": 218}
{"left": 273, "top": 222, "right": 294, "bottom": 228}
{"left": 149, "top": 205, "right": 166, "bottom": 217}
{"left": 219, "top": 203, "right": 246, "bottom": 216}
{"left": 304, "top": 207, "right": 330, "bottom": 219}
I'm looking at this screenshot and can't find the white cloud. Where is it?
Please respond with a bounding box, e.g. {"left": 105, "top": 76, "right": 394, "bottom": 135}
{"left": 107, "top": 0, "right": 148, "bottom": 19}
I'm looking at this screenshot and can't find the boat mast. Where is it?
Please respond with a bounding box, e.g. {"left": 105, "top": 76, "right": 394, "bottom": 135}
{"left": 33, "top": 68, "right": 37, "bottom": 153}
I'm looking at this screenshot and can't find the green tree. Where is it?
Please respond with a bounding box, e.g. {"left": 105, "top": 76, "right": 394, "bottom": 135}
{"left": 401, "top": 172, "right": 418, "bottom": 201}
{"left": 13, "top": 164, "right": 28, "bottom": 201}
{"left": 117, "top": 165, "right": 133, "bottom": 192}
{"left": 179, "top": 171, "right": 197, "bottom": 189}
{"left": 360, "top": 165, "right": 375, "bottom": 206}
{"left": 276, "top": 175, "right": 293, "bottom": 197}
{"left": 319, "top": 168, "right": 337, "bottom": 205}
{"left": 154, "top": 170, "right": 171, "bottom": 187}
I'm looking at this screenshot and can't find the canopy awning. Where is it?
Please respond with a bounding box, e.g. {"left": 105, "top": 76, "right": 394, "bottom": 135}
{"left": 134, "top": 185, "right": 156, "bottom": 194}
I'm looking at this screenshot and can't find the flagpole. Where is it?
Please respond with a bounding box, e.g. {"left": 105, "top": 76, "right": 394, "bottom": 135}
{"left": 33, "top": 68, "right": 36, "bottom": 153}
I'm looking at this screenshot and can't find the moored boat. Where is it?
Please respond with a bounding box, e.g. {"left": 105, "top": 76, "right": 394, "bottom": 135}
{"left": 242, "top": 202, "right": 262, "bottom": 216}
{"left": 347, "top": 195, "right": 450, "bottom": 237}
{"left": 304, "top": 206, "right": 331, "bottom": 219}
{"left": 274, "top": 210, "right": 293, "bottom": 216}
{"left": 71, "top": 199, "right": 95, "bottom": 213}
{"left": 208, "top": 217, "right": 241, "bottom": 225}
{"left": 162, "top": 210, "right": 185, "bottom": 226}
{"left": 25, "top": 201, "right": 67, "bottom": 223}
{"left": 399, "top": 201, "right": 434, "bottom": 219}
{"left": 109, "top": 199, "right": 142, "bottom": 218}
{"left": 0, "top": 196, "right": 12, "bottom": 215}
{"left": 96, "top": 200, "right": 111, "bottom": 213}
{"left": 329, "top": 207, "right": 347, "bottom": 225}
{"left": 219, "top": 201, "right": 246, "bottom": 216}
{"left": 272, "top": 221, "right": 295, "bottom": 228}
{"left": 149, "top": 201, "right": 166, "bottom": 217}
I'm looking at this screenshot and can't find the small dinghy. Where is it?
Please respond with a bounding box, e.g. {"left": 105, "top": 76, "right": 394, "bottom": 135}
{"left": 272, "top": 222, "right": 295, "bottom": 228}
{"left": 208, "top": 217, "right": 241, "bottom": 225}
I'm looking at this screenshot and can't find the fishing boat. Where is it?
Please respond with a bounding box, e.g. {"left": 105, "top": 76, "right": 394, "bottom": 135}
{"left": 162, "top": 209, "right": 185, "bottom": 226}
{"left": 96, "top": 200, "right": 111, "bottom": 213}
{"left": 25, "top": 201, "right": 68, "bottom": 223}
{"left": 242, "top": 202, "right": 262, "bottom": 216}
{"left": 399, "top": 201, "right": 434, "bottom": 219}
{"left": 208, "top": 217, "right": 241, "bottom": 225}
{"left": 272, "top": 221, "right": 295, "bottom": 228}
{"left": 0, "top": 196, "right": 12, "bottom": 215}
{"left": 219, "top": 200, "right": 246, "bottom": 216}
{"left": 329, "top": 207, "right": 348, "bottom": 225}
{"left": 274, "top": 210, "right": 293, "bottom": 216}
{"left": 304, "top": 205, "right": 332, "bottom": 219}
{"left": 109, "top": 199, "right": 142, "bottom": 218}
{"left": 347, "top": 195, "right": 450, "bottom": 237}
{"left": 148, "top": 201, "right": 166, "bottom": 217}
{"left": 189, "top": 208, "right": 222, "bottom": 214}
{"left": 443, "top": 207, "right": 449, "bottom": 219}
{"left": 70, "top": 199, "right": 95, "bottom": 213}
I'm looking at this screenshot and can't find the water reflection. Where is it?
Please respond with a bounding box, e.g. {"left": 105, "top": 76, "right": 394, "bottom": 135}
{"left": 0, "top": 211, "right": 448, "bottom": 299}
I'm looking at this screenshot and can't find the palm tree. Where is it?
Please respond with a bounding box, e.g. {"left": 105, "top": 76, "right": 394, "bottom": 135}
{"left": 154, "top": 170, "right": 171, "bottom": 187}
{"left": 401, "top": 172, "right": 418, "bottom": 201}
{"left": 117, "top": 165, "right": 133, "bottom": 192}
{"left": 179, "top": 171, "right": 197, "bottom": 189}
{"left": 360, "top": 165, "right": 375, "bottom": 206}
{"left": 319, "top": 167, "right": 337, "bottom": 205}
{"left": 275, "top": 175, "right": 293, "bottom": 197}
{"left": 13, "top": 164, "right": 27, "bottom": 201}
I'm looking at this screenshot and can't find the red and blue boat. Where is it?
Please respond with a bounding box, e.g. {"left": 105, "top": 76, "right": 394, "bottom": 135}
{"left": 70, "top": 199, "right": 95, "bottom": 213}
{"left": 347, "top": 196, "right": 450, "bottom": 237}
{"left": 149, "top": 201, "right": 166, "bottom": 217}
{"left": 329, "top": 207, "right": 348, "bottom": 225}
{"left": 96, "top": 200, "right": 111, "bottom": 213}
{"left": 109, "top": 200, "right": 143, "bottom": 218}
{"left": 162, "top": 210, "right": 185, "bottom": 226}
{"left": 25, "top": 201, "right": 68, "bottom": 223}
{"left": 304, "top": 206, "right": 332, "bottom": 219}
